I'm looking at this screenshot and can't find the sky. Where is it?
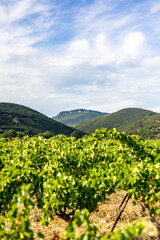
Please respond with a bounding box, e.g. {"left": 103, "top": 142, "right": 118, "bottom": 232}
{"left": 0, "top": 0, "right": 160, "bottom": 116}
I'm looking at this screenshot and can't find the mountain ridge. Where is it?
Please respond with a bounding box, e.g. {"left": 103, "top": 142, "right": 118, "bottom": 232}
{"left": 1, "top": 103, "right": 160, "bottom": 139}
{"left": 53, "top": 109, "right": 109, "bottom": 126}
{"left": 57, "top": 109, "right": 108, "bottom": 116}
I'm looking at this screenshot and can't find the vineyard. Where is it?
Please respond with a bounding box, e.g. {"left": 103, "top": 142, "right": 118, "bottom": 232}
{"left": 0, "top": 128, "right": 160, "bottom": 239}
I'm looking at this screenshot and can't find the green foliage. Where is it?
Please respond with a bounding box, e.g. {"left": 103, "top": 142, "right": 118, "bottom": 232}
{"left": 16, "top": 132, "right": 25, "bottom": 138}
{"left": 62, "top": 209, "right": 99, "bottom": 240}
{"left": 70, "top": 130, "right": 85, "bottom": 139}
{"left": 1, "top": 130, "right": 17, "bottom": 139}
{"left": 0, "top": 128, "right": 159, "bottom": 239}
{"left": 0, "top": 184, "right": 44, "bottom": 239}
{"left": 38, "top": 131, "right": 55, "bottom": 138}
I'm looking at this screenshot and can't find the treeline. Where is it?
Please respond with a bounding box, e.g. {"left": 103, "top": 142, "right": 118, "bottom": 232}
{"left": 0, "top": 129, "right": 84, "bottom": 139}
{"left": 0, "top": 130, "right": 54, "bottom": 139}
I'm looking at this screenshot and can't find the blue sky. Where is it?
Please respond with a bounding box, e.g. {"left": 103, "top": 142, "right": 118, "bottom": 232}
{"left": 0, "top": 0, "right": 160, "bottom": 116}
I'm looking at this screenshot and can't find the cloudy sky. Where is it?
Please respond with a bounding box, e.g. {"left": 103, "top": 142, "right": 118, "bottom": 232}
{"left": 0, "top": 0, "right": 160, "bottom": 116}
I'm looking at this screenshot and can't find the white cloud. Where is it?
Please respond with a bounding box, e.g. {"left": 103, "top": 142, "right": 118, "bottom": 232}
{"left": 151, "top": 106, "right": 160, "bottom": 113}
{"left": 0, "top": 0, "right": 160, "bottom": 115}
{"left": 150, "top": 3, "right": 160, "bottom": 14}
{"left": 45, "top": 30, "right": 146, "bottom": 73}
{"left": 121, "top": 32, "right": 145, "bottom": 58}
{"left": 68, "top": 39, "right": 90, "bottom": 53}
{"left": 142, "top": 55, "right": 160, "bottom": 67}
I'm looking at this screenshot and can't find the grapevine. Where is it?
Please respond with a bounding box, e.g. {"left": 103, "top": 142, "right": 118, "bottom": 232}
{"left": 0, "top": 128, "right": 160, "bottom": 238}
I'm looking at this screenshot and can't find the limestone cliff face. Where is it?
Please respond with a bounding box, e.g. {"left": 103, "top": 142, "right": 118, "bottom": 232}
{"left": 53, "top": 109, "right": 108, "bottom": 126}
{"left": 58, "top": 109, "right": 89, "bottom": 116}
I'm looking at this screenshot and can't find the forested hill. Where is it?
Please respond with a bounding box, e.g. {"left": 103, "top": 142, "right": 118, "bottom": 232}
{"left": 53, "top": 109, "right": 109, "bottom": 126}
{"left": 120, "top": 113, "right": 160, "bottom": 139}
{"left": 1, "top": 103, "right": 159, "bottom": 139}
{"left": 75, "top": 108, "right": 157, "bottom": 136}
{"left": 0, "top": 102, "right": 76, "bottom": 137}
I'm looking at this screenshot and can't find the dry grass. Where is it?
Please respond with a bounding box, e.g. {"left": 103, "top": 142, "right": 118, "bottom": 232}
{"left": 29, "top": 190, "right": 160, "bottom": 240}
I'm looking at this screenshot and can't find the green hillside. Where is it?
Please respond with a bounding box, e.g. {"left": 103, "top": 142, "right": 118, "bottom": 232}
{"left": 53, "top": 109, "right": 108, "bottom": 126}
{"left": 75, "top": 108, "right": 157, "bottom": 134}
{"left": 120, "top": 113, "right": 160, "bottom": 139}
{"left": 0, "top": 102, "right": 76, "bottom": 137}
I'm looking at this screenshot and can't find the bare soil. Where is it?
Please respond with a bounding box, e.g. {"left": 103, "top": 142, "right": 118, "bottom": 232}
{"left": 29, "top": 190, "right": 160, "bottom": 240}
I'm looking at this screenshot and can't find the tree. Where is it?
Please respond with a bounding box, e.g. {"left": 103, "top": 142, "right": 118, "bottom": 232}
{"left": 71, "top": 130, "right": 84, "bottom": 139}
{"left": 7, "top": 129, "right": 17, "bottom": 138}
{"left": 39, "top": 131, "right": 55, "bottom": 139}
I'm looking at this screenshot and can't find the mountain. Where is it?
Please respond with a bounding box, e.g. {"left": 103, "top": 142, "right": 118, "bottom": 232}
{"left": 120, "top": 113, "right": 160, "bottom": 139}
{"left": 75, "top": 108, "right": 157, "bottom": 135}
{"left": 1, "top": 103, "right": 159, "bottom": 139}
{"left": 0, "top": 102, "right": 76, "bottom": 136}
{"left": 53, "top": 109, "right": 109, "bottom": 126}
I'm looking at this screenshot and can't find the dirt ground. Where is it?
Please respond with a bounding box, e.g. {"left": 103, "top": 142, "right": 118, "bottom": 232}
{"left": 29, "top": 190, "right": 160, "bottom": 240}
